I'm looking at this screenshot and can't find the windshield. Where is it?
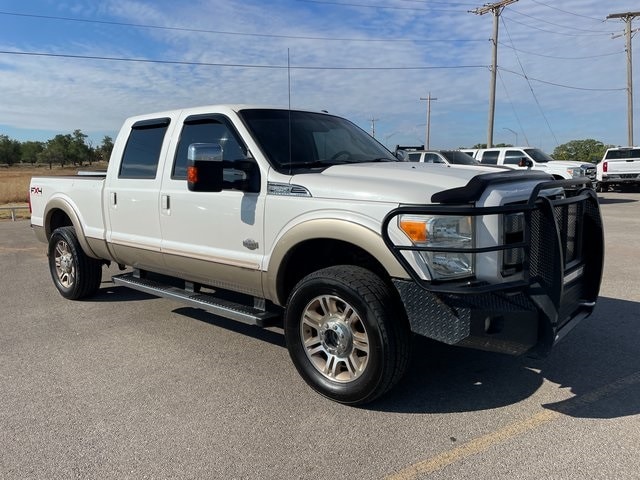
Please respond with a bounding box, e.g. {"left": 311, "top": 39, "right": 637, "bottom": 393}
{"left": 524, "top": 148, "right": 554, "bottom": 163}
{"left": 239, "top": 109, "right": 397, "bottom": 173}
{"left": 441, "top": 151, "right": 478, "bottom": 165}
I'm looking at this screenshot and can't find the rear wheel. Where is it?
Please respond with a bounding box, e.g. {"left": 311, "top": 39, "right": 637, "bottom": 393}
{"left": 48, "top": 226, "right": 103, "bottom": 299}
{"left": 284, "top": 266, "right": 410, "bottom": 405}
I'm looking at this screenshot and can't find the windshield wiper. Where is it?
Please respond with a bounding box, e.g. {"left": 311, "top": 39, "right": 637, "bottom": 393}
{"left": 366, "top": 157, "right": 397, "bottom": 163}
{"left": 284, "top": 160, "right": 347, "bottom": 169}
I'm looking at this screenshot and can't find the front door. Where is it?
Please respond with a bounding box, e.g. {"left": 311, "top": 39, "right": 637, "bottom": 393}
{"left": 158, "top": 112, "right": 265, "bottom": 296}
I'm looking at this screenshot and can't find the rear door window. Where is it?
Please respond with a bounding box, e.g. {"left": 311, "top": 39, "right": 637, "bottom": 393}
{"left": 119, "top": 118, "right": 170, "bottom": 179}
{"left": 480, "top": 150, "right": 499, "bottom": 164}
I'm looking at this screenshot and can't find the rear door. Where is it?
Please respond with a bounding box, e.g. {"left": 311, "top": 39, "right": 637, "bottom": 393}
{"left": 105, "top": 117, "right": 174, "bottom": 270}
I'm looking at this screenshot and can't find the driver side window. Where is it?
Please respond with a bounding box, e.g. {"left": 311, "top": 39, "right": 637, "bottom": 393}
{"left": 173, "top": 116, "right": 257, "bottom": 190}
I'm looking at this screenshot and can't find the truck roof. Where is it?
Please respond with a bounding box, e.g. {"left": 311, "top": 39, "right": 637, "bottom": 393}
{"left": 124, "top": 104, "right": 323, "bottom": 121}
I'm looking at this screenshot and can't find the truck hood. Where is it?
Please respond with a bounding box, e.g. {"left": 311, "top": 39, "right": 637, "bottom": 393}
{"left": 546, "top": 160, "right": 593, "bottom": 168}
{"left": 291, "top": 162, "right": 511, "bottom": 204}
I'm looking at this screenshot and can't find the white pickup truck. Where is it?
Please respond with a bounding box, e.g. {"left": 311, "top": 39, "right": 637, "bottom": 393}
{"left": 29, "top": 105, "right": 604, "bottom": 405}
{"left": 472, "top": 147, "right": 597, "bottom": 188}
{"left": 596, "top": 147, "right": 640, "bottom": 191}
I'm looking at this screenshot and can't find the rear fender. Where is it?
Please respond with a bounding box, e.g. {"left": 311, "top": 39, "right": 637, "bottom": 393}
{"left": 44, "top": 197, "right": 100, "bottom": 259}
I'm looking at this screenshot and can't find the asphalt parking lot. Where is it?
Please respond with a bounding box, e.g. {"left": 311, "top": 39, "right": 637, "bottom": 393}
{"left": 1, "top": 191, "right": 638, "bottom": 480}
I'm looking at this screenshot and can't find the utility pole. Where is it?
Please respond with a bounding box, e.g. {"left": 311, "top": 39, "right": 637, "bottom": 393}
{"left": 369, "top": 116, "right": 379, "bottom": 138}
{"left": 420, "top": 93, "right": 437, "bottom": 149}
{"left": 608, "top": 11, "right": 640, "bottom": 146}
{"left": 471, "top": 0, "right": 518, "bottom": 148}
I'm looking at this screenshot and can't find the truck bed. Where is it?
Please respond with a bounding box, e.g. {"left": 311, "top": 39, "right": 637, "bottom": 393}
{"left": 30, "top": 175, "right": 106, "bottom": 241}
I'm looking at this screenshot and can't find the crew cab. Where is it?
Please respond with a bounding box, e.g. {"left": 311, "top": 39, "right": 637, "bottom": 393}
{"left": 472, "top": 147, "right": 597, "bottom": 187}
{"left": 596, "top": 147, "right": 640, "bottom": 191}
{"left": 29, "top": 105, "right": 604, "bottom": 405}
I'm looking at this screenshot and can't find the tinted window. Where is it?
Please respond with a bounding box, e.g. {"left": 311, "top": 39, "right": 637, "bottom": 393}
{"left": 480, "top": 151, "right": 499, "bottom": 164}
{"left": 504, "top": 150, "right": 526, "bottom": 165}
{"left": 173, "top": 117, "right": 248, "bottom": 180}
{"left": 119, "top": 119, "right": 169, "bottom": 179}
{"left": 239, "top": 109, "right": 396, "bottom": 173}
{"left": 605, "top": 148, "right": 640, "bottom": 159}
{"left": 524, "top": 148, "right": 553, "bottom": 163}
{"left": 423, "top": 153, "right": 443, "bottom": 163}
{"left": 407, "top": 153, "right": 421, "bottom": 162}
{"left": 441, "top": 151, "right": 477, "bottom": 165}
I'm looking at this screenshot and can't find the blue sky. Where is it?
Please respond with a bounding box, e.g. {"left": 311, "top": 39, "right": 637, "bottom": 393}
{"left": 0, "top": 0, "right": 638, "bottom": 152}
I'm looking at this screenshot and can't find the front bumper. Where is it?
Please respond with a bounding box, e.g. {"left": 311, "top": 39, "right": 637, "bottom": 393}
{"left": 383, "top": 179, "right": 604, "bottom": 356}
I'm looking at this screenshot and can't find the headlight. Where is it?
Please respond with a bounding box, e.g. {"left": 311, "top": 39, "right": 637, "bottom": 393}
{"left": 567, "top": 167, "right": 585, "bottom": 178}
{"left": 398, "top": 215, "right": 474, "bottom": 280}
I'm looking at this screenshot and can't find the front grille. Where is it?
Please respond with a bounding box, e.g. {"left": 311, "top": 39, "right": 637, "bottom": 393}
{"left": 382, "top": 178, "right": 604, "bottom": 350}
{"left": 528, "top": 188, "right": 603, "bottom": 329}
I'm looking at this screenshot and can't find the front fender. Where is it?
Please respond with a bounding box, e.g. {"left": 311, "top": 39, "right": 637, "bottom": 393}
{"left": 264, "top": 218, "right": 408, "bottom": 305}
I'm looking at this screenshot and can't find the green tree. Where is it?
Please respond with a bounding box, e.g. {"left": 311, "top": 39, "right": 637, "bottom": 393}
{"left": 68, "top": 129, "right": 92, "bottom": 167}
{"left": 552, "top": 139, "right": 611, "bottom": 164}
{"left": 21, "top": 141, "right": 45, "bottom": 165}
{"left": 42, "top": 134, "right": 72, "bottom": 168}
{"left": 97, "top": 135, "right": 114, "bottom": 163}
{"left": 470, "top": 143, "right": 513, "bottom": 149}
{"left": 0, "top": 134, "right": 21, "bottom": 165}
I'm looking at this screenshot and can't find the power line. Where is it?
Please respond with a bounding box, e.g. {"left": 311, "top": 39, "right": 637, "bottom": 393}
{"left": 529, "top": 0, "right": 605, "bottom": 23}
{"left": 497, "top": 69, "right": 530, "bottom": 146}
{"left": 502, "top": 15, "right": 613, "bottom": 37}
{"left": 497, "top": 42, "right": 623, "bottom": 60}
{"left": 0, "top": 49, "right": 488, "bottom": 71}
{"left": 0, "top": 10, "right": 484, "bottom": 44}
{"left": 498, "top": 67, "right": 625, "bottom": 92}
{"left": 398, "top": 0, "right": 478, "bottom": 4}
{"left": 297, "top": 0, "right": 465, "bottom": 13}
{"left": 505, "top": 9, "right": 613, "bottom": 34}
{"left": 500, "top": 17, "right": 558, "bottom": 146}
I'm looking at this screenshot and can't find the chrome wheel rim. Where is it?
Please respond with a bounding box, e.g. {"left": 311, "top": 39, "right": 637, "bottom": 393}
{"left": 54, "top": 239, "right": 75, "bottom": 288}
{"left": 300, "top": 295, "right": 370, "bottom": 383}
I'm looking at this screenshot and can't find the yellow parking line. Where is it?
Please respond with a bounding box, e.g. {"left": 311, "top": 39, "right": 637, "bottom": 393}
{"left": 385, "top": 371, "right": 640, "bottom": 480}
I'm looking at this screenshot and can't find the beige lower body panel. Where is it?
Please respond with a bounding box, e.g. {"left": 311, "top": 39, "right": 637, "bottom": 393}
{"left": 110, "top": 243, "right": 263, "bottom": 298}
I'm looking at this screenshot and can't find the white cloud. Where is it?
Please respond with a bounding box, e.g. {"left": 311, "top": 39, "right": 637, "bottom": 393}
{"left": 0, "top": 0, "right": 638, "bottom": 151}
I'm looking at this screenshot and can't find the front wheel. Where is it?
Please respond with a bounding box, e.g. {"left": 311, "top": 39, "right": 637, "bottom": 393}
{"left": 48, "top": 226, "right": 103, "bottom": 300}
{"left": 284, "top": 266, "right": 410, "bottom": 405}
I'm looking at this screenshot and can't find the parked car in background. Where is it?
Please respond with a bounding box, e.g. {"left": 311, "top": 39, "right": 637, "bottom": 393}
{"left": 596, "top": 147, "right": 640, "bottom": 192}
{"left": 471, "top": 147, "right": 597, "bottom": 187}
{"left": 403, "top": 150, "right": 480, "bottom": 165}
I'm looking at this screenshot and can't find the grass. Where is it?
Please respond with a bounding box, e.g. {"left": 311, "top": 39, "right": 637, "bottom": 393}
{"left": 0, "top": 163, "right": 108, "bottom": 220}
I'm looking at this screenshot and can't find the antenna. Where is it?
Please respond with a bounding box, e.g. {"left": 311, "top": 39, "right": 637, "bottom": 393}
{"left": 287, "top": 48, "right": 292, "bottom": 175}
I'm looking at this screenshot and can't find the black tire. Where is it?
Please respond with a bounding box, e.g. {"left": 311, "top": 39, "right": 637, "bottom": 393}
{"left": 284, "top": 265, "right": 410, "bottom": 405}
{"left": 48, "top": 226, "right": 103, "bottom": 300}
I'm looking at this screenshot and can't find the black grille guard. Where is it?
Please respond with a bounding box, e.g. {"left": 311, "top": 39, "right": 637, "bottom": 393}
{"left": 381, "top": 178, "right": 604, "bottom": 301}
